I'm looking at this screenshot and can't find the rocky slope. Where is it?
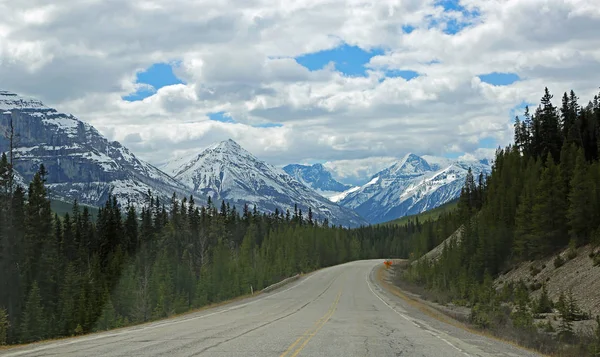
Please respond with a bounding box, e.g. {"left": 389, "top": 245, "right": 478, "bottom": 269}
{"left": 0, "top": 90, "right": 190, "bottom": 209}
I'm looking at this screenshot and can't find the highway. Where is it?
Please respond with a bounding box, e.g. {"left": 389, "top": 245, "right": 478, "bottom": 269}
{"left": 1, "top": 260, "right": 540, "bottom": 357}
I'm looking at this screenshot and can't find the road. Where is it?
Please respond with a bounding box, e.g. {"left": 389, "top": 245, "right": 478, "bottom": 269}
{"left": 1, "top": 260, "right": 541, "bottom": 357}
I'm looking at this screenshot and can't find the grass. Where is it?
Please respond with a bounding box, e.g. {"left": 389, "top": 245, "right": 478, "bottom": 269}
{"left": 382, "top": 199, "right": 458, "bottom": 226}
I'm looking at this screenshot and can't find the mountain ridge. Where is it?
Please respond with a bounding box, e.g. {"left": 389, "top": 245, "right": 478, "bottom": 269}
{"left": 0, "top": 90, "right": 191, "bottom": 210}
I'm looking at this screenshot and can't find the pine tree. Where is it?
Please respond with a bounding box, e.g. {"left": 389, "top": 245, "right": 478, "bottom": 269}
{"left": 533, "top": 284, "right": 553, "bottom": 314}
{"left": 96, "top": 291, "right": 116, "bottom": 331}
{"left": 531, "top": 154, "right": 567, "bottom": 256}
{"left": 20, "top": 282, "right": 45, "bottom": 343}
{"left": 568, "top": 149, "right": 593, "bottom": 244}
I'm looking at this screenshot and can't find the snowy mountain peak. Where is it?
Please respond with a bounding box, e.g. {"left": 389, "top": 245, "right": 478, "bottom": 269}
{"left": 170, "top": 142, "right": 366, "bottom": 227}
{"left": 214, "top": 138, "right": 243, "bottom": 151}
{"left": 380, "top": 152, "right": 432, "bottom": 178}
{"left": 0, "top": 90, "right": 49, "bottom": 111}
{"left": 338, "top": 153, "right": 490, "bottom": 224}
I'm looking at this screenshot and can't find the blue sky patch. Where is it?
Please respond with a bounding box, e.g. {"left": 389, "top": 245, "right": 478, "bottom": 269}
{"left": 431, "top": 0, "right": 481, "bottom": 34}
{"left": 208, "top": 111, "right": 235, "bottom": 123}
{"left": 402, "top": 25, "right": 415, "bottom": 34}
{"left": 478, "top": 137, "right": 497, "bottom": 148}
{"left": 478, "top": 72, "right": 520, "bottom": 86}
{"left": 510, "top": 100, "right": 535, "bottom": 121}
{"left": 385, "top": 70, "right": 420, "bottom": 81}
{"left": 123, "top": 63, "right": 184, "bottom": 101}
{"left": 254, "top": 123, "right": 283, "bottom": 128}
{"left": 295, "top": 44, "right": 384, "bottom": 76}
{"left": 443, "top": 151, "right": 464, "bottom": 159}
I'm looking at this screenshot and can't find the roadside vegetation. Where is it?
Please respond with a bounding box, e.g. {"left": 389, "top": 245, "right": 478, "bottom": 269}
{"left": 395, "top": 87, "right": 600, "bottom": 356}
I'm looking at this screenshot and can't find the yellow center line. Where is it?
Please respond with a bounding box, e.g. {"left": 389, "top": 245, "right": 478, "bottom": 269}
{"left": 280, "top": 291, "right": 342, "bottom": 357}
{"left": 279, "top": 310, "right": 330, "bottom": 357}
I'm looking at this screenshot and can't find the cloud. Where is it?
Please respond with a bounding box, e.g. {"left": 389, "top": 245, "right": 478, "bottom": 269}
{"left": 323, "top": 157, "right": 399, "bottom": 186}
{"left": 1, "top": 0, "right": 599, "bottom": 183}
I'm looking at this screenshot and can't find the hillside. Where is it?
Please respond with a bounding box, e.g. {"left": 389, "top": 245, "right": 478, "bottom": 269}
{"left": 383, "top": 199, "right": 458, "bottom": 226}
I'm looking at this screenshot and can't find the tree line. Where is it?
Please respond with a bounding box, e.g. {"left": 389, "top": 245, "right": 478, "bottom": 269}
{"left": 0, "top": 154, "right": 457, "bottom": 344}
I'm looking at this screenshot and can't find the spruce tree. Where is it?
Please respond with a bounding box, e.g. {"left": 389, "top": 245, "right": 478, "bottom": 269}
{"left": 568, "top": 149, "right": 593, "bottom": 244}
{"left": 20, "top": 282, "right": 45, "bottom": 343}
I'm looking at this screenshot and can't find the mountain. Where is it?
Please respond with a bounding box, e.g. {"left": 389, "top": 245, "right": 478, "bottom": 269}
{"left": 0, "top": 90, "right": 190, "bottom": 209}
{"left": 338, "top": 153, "right": 491, "bottom": 224}
{"left": 162, "top": 139, "right": 367, "bottom": 227}
{"left": 282, "top": 163, "right": 354, "bottom": 198}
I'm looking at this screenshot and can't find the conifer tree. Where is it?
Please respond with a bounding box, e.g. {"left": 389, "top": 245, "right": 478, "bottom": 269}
{"left": 568, "top": 149, "right": 593, "bottom": 244}
{"left": 20, "top": 282, "right": 45, "bottom": 343}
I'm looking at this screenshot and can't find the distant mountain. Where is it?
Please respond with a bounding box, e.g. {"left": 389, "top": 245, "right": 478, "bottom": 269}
{"left": 162, "top": 139, "right": 367, "bottom": 227}
{"left": 0, "top": 90, "right": 190, "bottom": 209}
{"left": 338, "top": 153, "right": 491, "bottom": 224}
{"left": 282, "top": 163, "right": 353, "bottom": 197}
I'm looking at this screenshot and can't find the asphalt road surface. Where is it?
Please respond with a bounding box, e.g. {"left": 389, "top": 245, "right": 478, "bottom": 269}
{"left": 1, "top": 260, "right": 541, "bottom": 357}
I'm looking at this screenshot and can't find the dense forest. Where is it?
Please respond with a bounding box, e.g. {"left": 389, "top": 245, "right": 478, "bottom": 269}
{"left": 405, "top": 88, "right": 600, "bottom": 353}
{"left": 0, "top": 154, "right": 464, "bottom": 345}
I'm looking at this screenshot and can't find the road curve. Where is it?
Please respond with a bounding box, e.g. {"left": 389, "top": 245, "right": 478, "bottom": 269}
{"left": 0, "top": 260, "right": 541, "bottom": 357}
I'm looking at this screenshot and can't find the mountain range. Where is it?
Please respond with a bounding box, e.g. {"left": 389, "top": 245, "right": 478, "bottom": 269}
{"left": 160, "top": 140, "right": 367, "bottom": 227}
{"left": 337, "top": 153, "right": 491, "bottom": 223}
{"left": 0, "top": 89, "right": 491, "bottom": 226}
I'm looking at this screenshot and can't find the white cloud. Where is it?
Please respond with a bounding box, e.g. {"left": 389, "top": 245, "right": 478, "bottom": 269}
{"left": 324, "top": 157, "right": 399, "bottom": 186}
{"left": 1, "top": 0, "right": 599, "bottom": 183}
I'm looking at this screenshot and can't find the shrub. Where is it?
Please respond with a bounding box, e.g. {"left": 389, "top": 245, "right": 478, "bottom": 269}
{"left": 0, "top": 308, "right": 8, "bottom": 345}
{"left": 530, "top": 282, "right": 542, "bottom": 291}
{"left": 543, "top": 319, "right": 555, "bottom": 333}
{"left": 554, "top": 255, "right": 565, "bottom": 268}
{"left": 530, "top": 265, "right": 541, "bottom": 277}
{"left": 594, "top": 254, "right": 600, "bottom": 267}
{"left": 567, "top": 239, "right": 578, "bottom": 260}
{"left": 74, "top": 324, "right": 83, "bottom": 335}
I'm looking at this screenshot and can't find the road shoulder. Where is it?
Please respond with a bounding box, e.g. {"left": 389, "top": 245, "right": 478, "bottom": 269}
{"left": 371, "top": 263, "right": 545, "bottom": 357}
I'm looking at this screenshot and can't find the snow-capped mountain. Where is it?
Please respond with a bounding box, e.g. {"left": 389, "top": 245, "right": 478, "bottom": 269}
{"left": 338, "top": 153, "right": 491, "bottom": 224}
{"left": 162, "top": 139, "right": 367, "bottom": 227}
{"left": 0, "top": 90, "right": 190, "bottom": 209}
{"left": 282, "top": 163, "right": 354, "bottom": 200}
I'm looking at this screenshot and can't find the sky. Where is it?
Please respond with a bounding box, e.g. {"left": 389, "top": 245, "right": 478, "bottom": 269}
{"left": 1, "top": 0, "right": 600, "bottom": 185}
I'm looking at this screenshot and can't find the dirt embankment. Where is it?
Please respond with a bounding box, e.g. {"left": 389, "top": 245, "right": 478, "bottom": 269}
{"left": 496, "top": 245, "right": 600, "bottom": 332}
